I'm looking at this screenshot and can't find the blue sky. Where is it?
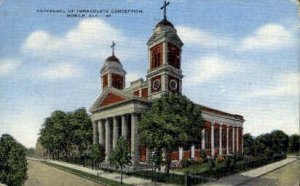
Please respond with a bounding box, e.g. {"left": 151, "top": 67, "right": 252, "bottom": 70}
{"left": 0, "top": 0, "right": 299, "bottom": 148}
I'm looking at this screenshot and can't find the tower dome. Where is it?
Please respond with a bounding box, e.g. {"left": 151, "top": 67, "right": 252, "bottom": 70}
{"left": 101, "top": 55, "right": 124, "bottom": 74}
{"left": 100, "top": 42, "right": 126, "bottom": 90}
{"left": 155, "top": 18, "right": 174, "bottom": 28}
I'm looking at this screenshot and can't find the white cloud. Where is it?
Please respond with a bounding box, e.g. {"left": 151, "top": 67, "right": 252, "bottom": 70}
{"left": 0, "top": 59, "right": 21, "bottom": 76}
{"left": 41, "top": 63, "right": 82, "bottom": 80}
{"left": 249, "top": 72, "right": 300, "bottom": 97}
{"left": 177, "top": 26, "right": 232, "bottom": 48}
{"left": 186, "top": 55, "right": 241, "bottom": 83}
{"left": 239, "top": 23, "right": 295, "bottom": 51}
{"left": 22, "top": 18, "right": 144, "bottom": 62}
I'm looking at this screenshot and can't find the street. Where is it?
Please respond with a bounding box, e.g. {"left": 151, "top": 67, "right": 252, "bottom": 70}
{"left": 240, "top": 160, "right": 300, "bottom": 186}
{"left": 25, "top": 159, "right": 102, "bottom": 186}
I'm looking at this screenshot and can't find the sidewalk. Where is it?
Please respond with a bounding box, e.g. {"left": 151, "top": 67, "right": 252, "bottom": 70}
{"left": 44, "top": 159, "right": 160, "bottom": 185}
{"left": 202, "top": 157, "right": 297, "bottom": 186}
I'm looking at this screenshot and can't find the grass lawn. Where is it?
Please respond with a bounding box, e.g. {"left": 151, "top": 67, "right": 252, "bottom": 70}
{"left": 42, "top": 161, "right": 131, "bottom": 186}
{"left": 172, "top": 162, "right": 211, "bottom": 174}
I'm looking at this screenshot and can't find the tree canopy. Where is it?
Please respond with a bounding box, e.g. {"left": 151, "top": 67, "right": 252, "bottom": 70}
{"left": 138, "top": 93, "right": 204, "bottom": 173}
{"left": 289, "top": 134, "right": 299, "bottom": 153}
{"left": 0, "top": 134, "right": 27, "bottom": 186}
{"left": 244, "top": 130, "right": 292, "bottom": 157}
{"left": 39, "top": 108, "right": 93, "bottom": 163}
{"left": 243, "top": 133, "right": 255, "bottom": 156}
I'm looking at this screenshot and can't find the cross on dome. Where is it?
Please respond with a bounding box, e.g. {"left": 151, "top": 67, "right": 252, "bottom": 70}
{"left": 111, "top": 41, "right": 116, "bottom": 56}
{"left": 160, "top": 0, "right": 170, "bottom": 20}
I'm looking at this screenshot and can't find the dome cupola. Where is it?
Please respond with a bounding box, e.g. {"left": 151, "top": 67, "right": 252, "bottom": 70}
{"left": 100, "top": 41, "right": 126, "bottom": 90}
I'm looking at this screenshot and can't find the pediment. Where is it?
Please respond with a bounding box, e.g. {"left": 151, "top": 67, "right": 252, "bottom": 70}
{"left": 100, "top": 92, "right": 126, "bottom": 107}
{"left": 90, "top": 88, "right": 129, "bottom": 112}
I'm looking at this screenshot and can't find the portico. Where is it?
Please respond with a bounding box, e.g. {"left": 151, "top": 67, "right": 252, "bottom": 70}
{"left": 90, "top": 90, "right": 149, "bottom": 167}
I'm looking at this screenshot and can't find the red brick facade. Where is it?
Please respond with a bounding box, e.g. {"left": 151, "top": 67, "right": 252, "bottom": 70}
{"left": 141, "top": 88, "right": 148, "bottom": 98}
{"left": 133, "top": 90, "right": 139, "bottom": 96}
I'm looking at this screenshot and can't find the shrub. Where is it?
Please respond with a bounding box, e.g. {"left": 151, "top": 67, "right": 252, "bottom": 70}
{"left": 199, "top": 150, "right": 207, "bottom": 162}
{"left": 224, "top": 156, "right": 236, "bottom": 171}
{"left": 180, "top": 158, "right": 191, "bottom": 168}
{"left": 207, "top": 157, "right": 216, "bottom": 170}
{"left": 216, "top": 155, "right": 225, "bottom": 163}
{"left": 194, "top": 156, "right": 204, "bottom": 164}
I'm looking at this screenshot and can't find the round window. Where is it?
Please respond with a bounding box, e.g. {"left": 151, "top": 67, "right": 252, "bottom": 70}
{"left": 152, "top": 79, "right": 161, "bottom": 91}
{"left": 169, "top": 79, "right": 178, "bottom": 90}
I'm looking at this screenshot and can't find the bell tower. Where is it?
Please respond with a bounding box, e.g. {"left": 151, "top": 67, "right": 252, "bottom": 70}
{"left": 146, "top": 1, "right": 183, "bottom": 99}
{"left": 100, "top": 42, "right": 126, "bottom": 90}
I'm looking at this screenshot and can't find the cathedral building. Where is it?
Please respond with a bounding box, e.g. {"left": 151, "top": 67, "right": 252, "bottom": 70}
{"left": 90, "top": 2, "right": 244, "bottom": 167}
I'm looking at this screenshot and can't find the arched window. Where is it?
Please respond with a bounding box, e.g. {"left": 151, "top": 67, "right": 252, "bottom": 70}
{"left": 168, "top": 43, "right": 180, "bottom": 69}
{"left": 151, "top": 44, "right": 162, "bottom": 70}
{"left": 112, "top": 74, "right": 124, "bottom": 89}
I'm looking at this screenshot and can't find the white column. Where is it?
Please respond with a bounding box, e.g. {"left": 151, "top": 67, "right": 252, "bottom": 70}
{"left": 148, "top": 48, "right": 151, "bottom": 70}
{"left": 108, "top": 73, "right": 112, "bottom": 87}
{"left": 131, "top": 113, "right": 139, "bottom": 167}
{"left": 93, "top": 121, "right": 97, "bottom": 145}
{"left": 226, "top": 126, "right": 229, "bottom": 155}
{"left": 237, "top": 127, "right": 239, "bottom": 153}
{"left": 98, "top": 120, "right": 105, "bottom": 146}
{"left": 201, "top": 129, "right": 205, "bottom": 150}
{"left": 211, "top": 123, "right": 215, "bottom": 157}
{"left": 191, "top": 145, "right": 195, "bottom": 159}
{"left": 179, "top": 147, "right": 183, "bottom": 160}
{"left": 163, "top": 41, "right": 167, "bottom": 64}
{"left": 232, "top": 127, "right": 235, "bottom": 153}
{"left": 105, "top": 119, "right": 111, "bottom": 161}
{"left": 121, "top": 115, "right": 128, "bottom": 140}
{"left": 241, "top": 128, "right": 244, "bottom": 154}
{"left": 113, "top": 116, "right": 119, "bottom": 149}
{"left": 219, "top": 125, "right": 222, "bottom": 155}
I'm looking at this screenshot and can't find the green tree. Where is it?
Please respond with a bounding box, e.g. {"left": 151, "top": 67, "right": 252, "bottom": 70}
{"left": 40, "top": 111, "right": 66, "bottom": 159}
{"left": 288, "top": 134, "right": 300, "bottom": 153}
{"left": 90, "top": 143, "right": 105, "bottom": 169}
{"left": 138, "top": 93, "right": 204, "bottom": 174}
{"left": 26, "top": 148, "right": 36, "bottom": 157}
{"left": 243, "top": 133, "right": 255, "bottom": 156}
{"left": 109, "top": 137, "right": 131, "bottom": 184}
{"left": 69, "top": 108, "right": 93, "bottom": 165}
{"left": 0, "top": 134, "right": 27, "bottom": 186}
{"left": 39, "top": 118, "right": 56, "bottom": 159}
{"left": 254, "top": 133, "right": 271, "bottom": 156}
{"left": 270, "top": 130, "right": 289, "bottom": 154}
